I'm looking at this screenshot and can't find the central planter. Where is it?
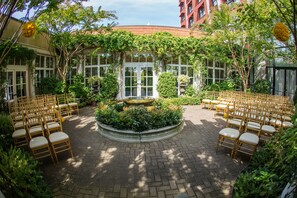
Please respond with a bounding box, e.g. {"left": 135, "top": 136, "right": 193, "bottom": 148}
{"left": 97, "top": 120, "right": 184, "bottom": 143}
{"left": 124, "top": 97, "right": 155, "bottom": 107}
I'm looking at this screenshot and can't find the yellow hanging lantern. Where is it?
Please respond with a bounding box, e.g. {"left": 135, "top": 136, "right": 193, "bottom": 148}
{"left": 22, "top": 21, "right": 37, "bottom": 38}
{"left": 273, "top": 22, "right": 290, "bottom": 42}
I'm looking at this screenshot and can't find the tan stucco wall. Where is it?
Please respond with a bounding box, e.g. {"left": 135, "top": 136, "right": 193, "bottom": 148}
{"left": 1, "top": 18, "right": 53, "bottom": 55}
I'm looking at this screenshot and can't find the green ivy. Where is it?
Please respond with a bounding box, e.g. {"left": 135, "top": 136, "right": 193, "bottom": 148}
{"left": 97, "top": 73, "right": 118, "bottom": 101}
{"left": 157, "top": 72, "right": 177, "bottom": 98}
{"left": 69, "top": 74, "right": 90, "bottom": 99}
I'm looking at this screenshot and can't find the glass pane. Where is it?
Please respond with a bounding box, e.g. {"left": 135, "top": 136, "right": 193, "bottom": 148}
{"left": 147, "top": 55, "right": 153, "bottom": 62}
{"left": 141, "top": 76, "right": 146, "bottom": 86}
{"left": 35, "top": 56, "right": 40, "bottom": 67}
{"left": 132, "top": 77, "right": 137, "bottom": 86}
{"left": 133, "top": 67, "right": 137, "bottom": 77}
{"left": 107, "top": 54, "right": 112, "bottom": 64}
{"left": 85, "top": 68, "right": 91, "bottom": 77}
{"left": 147, "top": 67, "right": 153, "bottom": 76}
{"left": 126, "top": 54, "right": 132, "bottom": 62}
{"left": 147, "top": 77, "right": 153, "bottom": 86}
{"left": 148, "top": 87, "right": 153, "bottom": 96}
{"left": 208, "top": 69, "right": 213, "bottom": 78}
{"left": 181, "top": 67, "right": 187, "bottom": 75}
{"left": 125, "top": 67, "right": 131, "bottom": 76}
{"left": 172, "top": 66, "right": 178, "bottom": 76}
{"left": 100, "top": 67, "right": 106, "bottom": 77}
{"left": 220, "top": 70, "right": 224, "bottom": 79}
{"left": 141, "top": 88, "right": 146, "bottom": 97}
{"left": 139, "top": 54, "right": 146, "bottom": 62}
{"left": 85, "top": 56, "right": 91, "bottom": 65}
{"left": 92, "top": 67, "right": 98, "bottom": 76}
{"left": 132, "top": 87, "right": 137, "bottom": 96}
{"left": 40, "top": 56, "right": 45, "bottom": 67}
{"left": 215, "top": 70, "right": 220, "bottom": 78}
{"left": 93, "top": 56, "right": 98, "bottom": 65}
{"left": 100, "top": 54, "right": 106, "bottom": 65}
{"left": 125, "top": 88, "right": 131, "bottom": 97}
{"left": 125, "top": 77, "right": 131, "bottom": 86}
{"left": 133, "top": 54, "right": 139, "bottom": 62}
{"left": 141, "top": 67, "right": 147, "bottom": 76}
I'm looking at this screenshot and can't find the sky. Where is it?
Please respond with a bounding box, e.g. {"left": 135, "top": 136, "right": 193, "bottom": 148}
{"left": 83, "top": 0, "right": 180, "bottom": 27}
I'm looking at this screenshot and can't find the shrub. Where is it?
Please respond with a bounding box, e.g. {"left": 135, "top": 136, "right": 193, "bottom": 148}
{"left": 203, "top": 79, "right": 235, "bottom": 91}
{"left": 98, "top": 74, "right": 118, "bottom": 101}
{"left": 0, "top": 114, "right": 14, "bottom": 151}
{"left": 251, "top": 79, "right": 271, "bottom": 94}
{"left": 157, "top": 97, "right": 201, "bottom": 106}
{"left": 38, "top": 76, "right": 65, "bottom": 94}
{"left": 157, "top": 72, "right": 177, "bottom": 98}
{"left": 69, "top": 74, "right": 90, "bottom": 99}
{"left": 185, "top": 85, "right": 196, "bottom": 97}
{"left": 0, "top": 147, "right": 52, "bottom": 198}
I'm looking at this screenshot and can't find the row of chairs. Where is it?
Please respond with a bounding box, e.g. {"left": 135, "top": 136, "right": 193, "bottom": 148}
{"left": 216, "top": 100, "right": 294, "bottom": 159}
{"left": 9, "top": 94, "right": 79, "bottom": 117}
{"left": 9, "top": 94, "right": 76, "bottom": 163}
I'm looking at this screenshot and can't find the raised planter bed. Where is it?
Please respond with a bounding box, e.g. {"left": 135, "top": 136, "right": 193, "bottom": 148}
{"left": 97, "top": 120, "right": 184, "bottom": 143}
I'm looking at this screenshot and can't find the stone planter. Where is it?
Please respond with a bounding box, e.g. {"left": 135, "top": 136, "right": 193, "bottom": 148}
{"left": 97, "top": 120, "right": 184, "bottom": 143}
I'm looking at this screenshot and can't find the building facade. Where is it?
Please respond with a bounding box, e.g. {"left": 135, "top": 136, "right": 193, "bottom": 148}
{"left": 179, "top": 0, "right": 241, "bottom": 28}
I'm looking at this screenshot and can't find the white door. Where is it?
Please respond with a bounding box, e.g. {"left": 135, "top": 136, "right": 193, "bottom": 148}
{"left": 124, "top": 64, "right": 154, "bottom": 98}
{"left": 5, "top": 68, "right": 28, "bottom": 101}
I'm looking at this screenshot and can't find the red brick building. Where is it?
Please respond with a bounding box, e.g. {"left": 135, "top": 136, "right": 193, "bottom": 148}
{"left": 179, "top": 0, "right": 239, "bottom": 28}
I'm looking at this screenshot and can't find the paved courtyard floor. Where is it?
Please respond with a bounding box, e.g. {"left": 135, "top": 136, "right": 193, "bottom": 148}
{"left": 41, "top": 105, "right": 248, "bottom": 198}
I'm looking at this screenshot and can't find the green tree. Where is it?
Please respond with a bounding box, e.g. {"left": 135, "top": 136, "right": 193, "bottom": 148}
{"left": 36, "top": 2, "right": 117, "bottom": 82}
{"left": 203, "top": 2, "right": 275, "bottom": 92}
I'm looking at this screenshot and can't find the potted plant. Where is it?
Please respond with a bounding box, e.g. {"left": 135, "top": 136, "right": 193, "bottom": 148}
{"left": 88, "top": 76, "right": 100, "bottom": 93}
{"left": 178, "top": 75, "right": 190, "bottom": 95}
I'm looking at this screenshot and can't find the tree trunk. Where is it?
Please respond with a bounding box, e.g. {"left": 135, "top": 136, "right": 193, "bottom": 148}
{"left": 242, "top": 79, "right": 248, "bottom": 92}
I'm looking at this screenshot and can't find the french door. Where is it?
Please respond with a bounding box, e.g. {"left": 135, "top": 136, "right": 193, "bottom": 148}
{"left": 124, "top": 65, "right": 154, "bottom": 98}
{"left": 5, "top": 69, "right": 28, "bottom": 101}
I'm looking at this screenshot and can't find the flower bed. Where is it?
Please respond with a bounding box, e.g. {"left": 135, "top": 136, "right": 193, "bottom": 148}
{"left": 95, "top": 100, "right": 184, "bottom": 142}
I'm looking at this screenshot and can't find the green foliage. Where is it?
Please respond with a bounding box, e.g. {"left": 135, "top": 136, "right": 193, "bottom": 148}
{"left": 38, "top": 76, "right": 65, "bottom": 94}
{"left": 293, "top": 88, "right": 297, "bottom": 105}
{"left": 157, "top": 72, "right": 177, "bottom": 98}
{"left": 233, "top": 127, "right": 297, "bottom": 197}
{"left": 69, "top": 74, "right": 90, "bottom": 98}
{"left": 96, "top": 101, "right": 183, "bottom": 132}
{"left": 203, "top": 79, "right": 236, "bottom": 91}
{"left": 98, "top": 74, "right": 118, "bottom": 101}
{"left": 0, "top": 147, "right": 52, "bottom": 198}
{"left": 251, "top": 79, "right": 271, "bottom": 94}
{"left": 185, "top": 85, "right": 196, "bottom": 97}
{"left": 158, "top": 97, "right": 201, "bottom": 106}
{"left": 0, "top": 114, "right": 13, "bottom": 151}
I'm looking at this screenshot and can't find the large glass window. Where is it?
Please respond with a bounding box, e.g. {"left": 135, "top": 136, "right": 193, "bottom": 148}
{"left": 205, "top": 60, "right": 225, "bottom": 84}
{"left": 35, "top": 55, "right": 54, "bottom": 93}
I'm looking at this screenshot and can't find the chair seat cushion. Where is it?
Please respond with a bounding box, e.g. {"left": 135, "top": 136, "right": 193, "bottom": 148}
{"left": 12, "top": 129, "right": 26, "bottom": 138}
{"left": 68, "top": 102, "right": 78, "bottom": 106}
{"left": 44, "top": 122, "right": 60, "bottom": 130}
{"left": 262, "top": 125, "right": 276, "bottom": 133}
{"left": 229, "top": 119, "right": 244, "bottom": 126}
{"left": 216, "top": 104, "right": 227, "bottom": 109}
{"left": 29, "top": 125, "right": 43, "bottom": 134}
{"left": 282, "top": 121, "right": 293, "bottom": 128}
{"left": 270, "top": 119, "right": 282, "bottom": 126}
{"left": 58, "top": 104, "right": 68, "bottom": 108}
{"left": 29, "top": 136, "right": 48, "bottom": 148}
{"left": 202, "top": 99, "right": 211, "bottom": 103}
{"left": 219, "top": 128, "right": 240, "bottom": 138}
{"left": 49, "top": 132, "right": 69, "bottom": 143}
{"left": 247, "top": 121, "right": 260, "bottom": 129}
{"left": 239, "top": 133, "right": 259, "bottom": 145}
{"left": 211, "top": 100, "right": 220, "bottom": 104}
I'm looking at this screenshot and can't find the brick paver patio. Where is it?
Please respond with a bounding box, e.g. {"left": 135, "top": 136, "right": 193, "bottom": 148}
{"left": 41, "top": 105, "right": 247, "bottom": 198}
